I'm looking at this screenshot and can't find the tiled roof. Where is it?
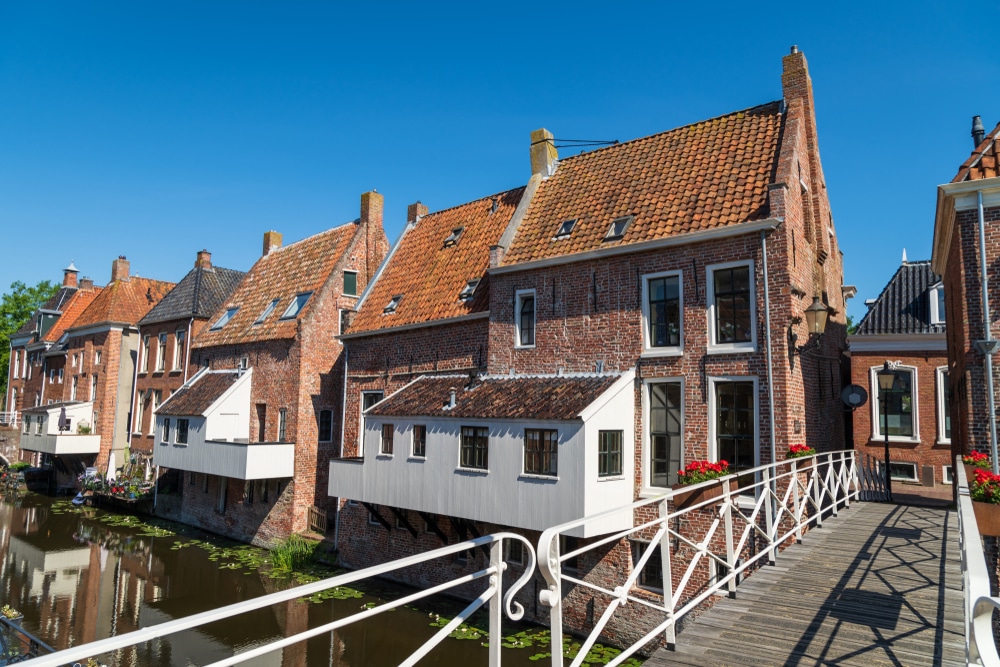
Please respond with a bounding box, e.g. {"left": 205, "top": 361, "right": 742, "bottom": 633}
{"left": 368, "top": 373, "right": 620, "bottom": 420}
{"left": 953, "top": 121, "right": 1000, "bottom": 182}
{"left": 41, "top": 288, "right": 103, "bottom": 342}
{"left": 140, "top": 266, "right": 246, "bottom": 326}
{"left": 194, "top": 224, "right": 357, "bottom": 347}
{"left": 501, "top": 102, "right": 783, "bottom": 265}
{"left": 854, "top": 261, "right": 944, "bottom": 336}
{"left": 157, "top": 371, "right": 240, "bottom": 416}
{"left": 14, "top": 286, "right": 79, "bottom": 337}
{"left": 349, "top": 189, "right": 525, "bottom": 334}
{"left": 70, "top": 277, "right": 175, "bottom": 330}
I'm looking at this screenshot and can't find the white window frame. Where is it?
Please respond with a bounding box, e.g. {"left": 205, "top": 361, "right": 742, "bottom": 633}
{"left": 505, "top": 538, "right": 525, "bottom": 566}
{"left": 943, "top": 465, "right": 953, "bottom": 485}
{"left": 173, "top": 330, "right": 185, "bottom": 371}
{"left": 868, "top": 364, "right": 920, "bottom": 443}
{"left": 343, "top": 271, "right": 359, "bottom": 297}
{"left": 58, "top": 368, "right": 63, "bottom": 383}
{"left": 359, "top": 390, "right": 384, "bottom": 455}
{"left": 141, "top": 335, "right": 150, "bottom": 373}
{"left": 640, "top": 376, "right": 685, "bottom": 497}
{"left": 379, "top": 423, "right": 394, "bottom": 457}
{"left": 70, "top": 377, "right": 77, "bottom": 401}
{"left": 95, "top": 350, "right": 102, "bottom": 365}
{"left": 888, "top": 461, "right": 918, "bottom": 482}
{"left": 929, "top": 283, "right": 945, "bottom": 325}
{"left": 936, "top": 366, "right": 951, "bottom": 445}
{"left": 90, "top": 375, "right": 98, "bottom": 401}
{"left": 706, "top": 260, "right": 757, "bottom": 354}
{"left": 514, "top": 289, "right": 536, "bottom": 349}
{"left": 133, "top": 394, "right": 144, "bottom": 435}
{"left": 640, "top": 269, "right": 683, "bottom": 357}
{"left": 150, "top": 390, "right": 161, "bottom": 435}
{"left": 49, "top": 369, "right": 56, "bottom": 384}
{"left": 707, "top": 375, "right": 760, "bottom": 470}
{"left": 410, "top": 424, "right": 427, "bottom": 459}
{"left": 157, "top": 332, "right": 167, "bottom": 371}
{"left": 13, "top": 351, "right": 19, "bottom": 378}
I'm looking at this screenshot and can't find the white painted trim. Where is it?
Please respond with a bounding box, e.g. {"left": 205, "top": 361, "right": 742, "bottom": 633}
{"left": 640, "top": 269, "right": 683, "bottom": 356}
{"left": 492, "top": 218, "right": 783, "bottom": 274}
{"left": 65, "top": 323, "right": 126, "bottom": 338}
{"left": 869, "top": 364, "right": 920, "bottom": 442}
{"left": 707, "top": 376, "right": 761, "bottom": 472}
{"left": 847, "top": 333, "right": 947, "bottom": 352}
{"left": 943, "top": 464, "right": 953, "bottom": 485}
{"left": 936, "top": 366, "right": 952, "bottom": 445}
{"left": 359, "top": 390, "right": 386, "bottom": 456}
{"left": 929, "top": 284, "right": 945, "bottom": 325}
{"left": 520, "top": 426, "right": 560, "bottom": 478}
{"left": 706, "top": 260, "right": 757, "bottom": 354}
{"left": 640, "top": 376, "right": 685, "bottom": 495}
{"left": 514, "top": 289, "right": 537, "bottom": 349}
{"left": 338, "top": 311, "right": 490, "bottom": 340}
{"left": 578, "top": 369, "right": 635, "bottom": 421}
{"left": 889, "top": 460, "right": 918, "bottom": 482}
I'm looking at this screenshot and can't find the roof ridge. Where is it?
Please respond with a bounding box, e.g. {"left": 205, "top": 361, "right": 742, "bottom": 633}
{"left": 266, "top": 221, "right": 356, "bottom": 256}
{"left": 557, "top": 100, "right": 783, "bottom": 164}
{"left": 418, "top": 186, "right": 526, "bottom": 219}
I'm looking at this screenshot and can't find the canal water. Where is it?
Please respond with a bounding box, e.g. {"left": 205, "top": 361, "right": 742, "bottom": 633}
{"left": 0, "top": 492, "right": 560, "bottom": 666}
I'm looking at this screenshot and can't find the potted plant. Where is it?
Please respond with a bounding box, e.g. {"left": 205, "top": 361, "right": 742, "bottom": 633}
{"left": 1, "top": 604, "right": 22, "bottom": 626}
{"left": 787, "top": 444, "right": 816, "bottom": 459}
{"left": 964, "top": 451, "right": 990, "bottom": 483}
{"left": 672, "top": 460, "right": 730, "bottom": 510}
{"left": 971, "top": 468, "right": 1000, "bottom": 536}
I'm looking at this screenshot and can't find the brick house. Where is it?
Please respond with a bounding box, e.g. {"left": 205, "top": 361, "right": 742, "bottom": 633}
{"left": 152, "top": 192, "right": 389, "bottom": 545}
{"left": 848, "top": 258, "right": 952, "bottom": 486}
{"left": 330, "top": 48, "right": 848, "bottom": 635}
{"left": 132, "top": 250, "right": 245, "bottom": 465}
{"left": 21, "top": 257, "right": 174, "bottom": 479}
{"left": 931, "top": 117, "right": 1000, "bottom": 466}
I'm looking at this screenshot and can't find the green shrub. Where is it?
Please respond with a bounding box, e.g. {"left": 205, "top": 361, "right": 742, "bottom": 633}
{"left": 271, "top": 534, "right": 317, "bottom": 573}
{"left": 9, "top": 462, "right": 30, "bottom": 472}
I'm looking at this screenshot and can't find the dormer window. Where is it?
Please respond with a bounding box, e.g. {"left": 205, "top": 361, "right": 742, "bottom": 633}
{"left": 555, "top": 219, "right": 577, "bottom": 238}
{"left": 604, "top": 215, "right": 633, "bottom": 240}
{"left": 443, "top": 227, "right": 465, "bottom": 247}
{"left": 929, "top": 283, "right": 945, "bottom": 324}
{"left": 383, "top": 294, "right": 403, "bottom": 314}
{"left": 280, "top": 292, "right": 313, "bottom": 320}
{"left": 210, "top": 307, "right": 239, "bottom": 331}
{"left": 459, "top": 280, "right": 480, "bottom": 302}
{"left": 255, "top": 299, "right": 280, "bottom": 325}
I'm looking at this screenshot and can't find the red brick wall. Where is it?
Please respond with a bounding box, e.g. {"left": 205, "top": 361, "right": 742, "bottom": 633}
{"left": 178, "top": 472, "right": 296, "bottom": 546}
{"left": 64, "top": 328, "right": 127, "bottom": 471}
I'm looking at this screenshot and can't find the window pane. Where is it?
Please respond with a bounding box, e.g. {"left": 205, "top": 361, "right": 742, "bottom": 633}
{"left": 878, "top": 370, "right": 914, "bottom": 437}
{"left": 715, "top": 382, "right": 755, "bottom": 474}
{"left": 647, "top": 275, "right": 680, "bottom": 348}
{"left": 598, "top": 430, "right": 623, "bottom": 477}
{"left": 649, "top": 383, "right": 682, "bottom": 487}
{"left": 344, "top": 272, "right": 358, "bottom": 296}
{"left": 519, "top": 296, "right": 535, "bottom": 346}
{"left": 524, "top": 429, "right": 557, "bottom": 476}
{"left": 713, "top": 266, "right": 752, "bottom": 344}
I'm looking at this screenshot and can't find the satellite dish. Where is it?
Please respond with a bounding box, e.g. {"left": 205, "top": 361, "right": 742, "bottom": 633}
{"left": 841, "top": 384, "right": 868, "bottom": 410}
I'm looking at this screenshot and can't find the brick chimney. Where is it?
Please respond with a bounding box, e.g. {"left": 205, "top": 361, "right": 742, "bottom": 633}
{"left": 407, "top": 201, "right": 429, "bottom": 224}
{"left": 110, "top": 256, "right": 130, "bottom": 283}
{"left": 263, "top": 231, "right": 282, "bottom": 257}
{"left": 79, "top": 277, "right": 95, "bottom": 291}
{"left": 195, "top": 249, "right": 213, "bottom": 269}
{"left": 360, "top": 191, "right": 386, "bottom": 282}
{"left": 530, "top": 128, "right": 557, "bottom": 177}
{"left": 63, "top": 261, "right": 79, "bottom": 288}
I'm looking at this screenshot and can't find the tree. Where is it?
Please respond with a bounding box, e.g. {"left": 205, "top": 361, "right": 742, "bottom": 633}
{"left": 0, "top": 280, "right": 60, "bottom": 403}
{"left": 846, "top": 314, "right": 858, "bottom": 336}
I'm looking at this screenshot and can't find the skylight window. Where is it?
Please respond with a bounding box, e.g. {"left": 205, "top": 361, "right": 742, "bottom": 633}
{"left": 254, "top": 299, "right": 280, "bottom": 325}
{"left": 210, "top": 307, "right": 239, "bottom": 331}
{"left": 459, "top": 280, "right": 480, "bottom": 302}
{"left": 555, "top": 219, "right": 577, "bottom": 237}
{"left": 384, "top": 294, "right": 403, "bottom": 314}
{"left": 280, "top": 292, "right": 313, "bottom": 320}
{"left": 443, "top": 227, "right": 465, "bottom": 247}
{"left": 605, "top": 216, "right": 633, "bottom": 240}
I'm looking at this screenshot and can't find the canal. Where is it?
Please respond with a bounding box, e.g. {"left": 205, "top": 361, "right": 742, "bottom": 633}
{"left": 0, "top": 492, "right": 592, "bottom": 666}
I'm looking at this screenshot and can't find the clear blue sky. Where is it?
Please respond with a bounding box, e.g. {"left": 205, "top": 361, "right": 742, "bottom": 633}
{"left": 2, "top": 2, "right": 998, "bottom": 322}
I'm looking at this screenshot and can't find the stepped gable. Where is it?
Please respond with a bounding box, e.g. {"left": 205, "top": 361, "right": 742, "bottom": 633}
{"left": 194, "top": 224, "right": 356, "bottom": 347}
{"left": 368, "top": 373, "right": 619, "bottom": 421}
{"left": 70, "top": 277, "right": 175, "bottom": 329}
{"left": 349, "top": 188, "right": 525, "bottom": 334}
{"left": 501, "top": 102, "right": 783, "bottom": 265}
{"left": 854, "top": 260, "right": 944, "bottom": 336}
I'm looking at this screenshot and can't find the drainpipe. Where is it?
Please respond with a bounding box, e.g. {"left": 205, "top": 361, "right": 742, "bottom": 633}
{"left": 183, "top": 317, "right": 194, "bottom": 383}
{"left": 761, "top": 231, "right": 778, "bottom": 490}
{"left": 39, "top": 357, "right": 47, "bottom": 405}
{"left": 976, "top": 190, "right": 1000, "bottom": 473}
{"left": 333, "top": 346, "right": 349, "bottom": 552}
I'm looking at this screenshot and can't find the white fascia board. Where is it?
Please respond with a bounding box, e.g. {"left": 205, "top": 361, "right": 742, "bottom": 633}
{"left": 9, "top": 335, "right": 33, "bottom": 348}
{"left": 934, "top": 177, "right": 1000, "bottom": 274}
{"left": 578, "top": 369, "right": 635, "bottom": 422}
{"left": 202, "top": 368, "right": 253, "bottom": 418}
{"left": 25, "top": 342, "right": 52, "bottom": 353}
{"left": 64, "top": 323, "right": 126, "bottom": 338}
{"left": 848, "top": 333, "right": 947, "bottom": 353}
{"left": 338, "top": 311, "right": 490, "bottom": 340}
{"left": 491, "top": 218, "right": 783, "bottom": 275}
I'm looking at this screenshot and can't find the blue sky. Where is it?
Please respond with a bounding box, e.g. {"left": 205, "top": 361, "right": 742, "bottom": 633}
{"left": 2, "top": 2, "right": 998, "bottom": 322}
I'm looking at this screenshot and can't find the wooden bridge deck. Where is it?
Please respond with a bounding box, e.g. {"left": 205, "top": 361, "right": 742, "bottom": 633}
{"left": 649, "top": 502, "right": 965, "bottom": 667}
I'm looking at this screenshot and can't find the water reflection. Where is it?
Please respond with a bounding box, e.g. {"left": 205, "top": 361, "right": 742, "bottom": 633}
{"left": 0, "top": 494, "right": 535, "bottom": 666}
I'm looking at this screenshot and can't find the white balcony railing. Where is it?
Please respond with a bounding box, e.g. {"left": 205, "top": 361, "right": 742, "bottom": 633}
{"left": 0, "top": 412, "right": 19, "bottom": 428}
{"left": 955, "top": 457, "right": 1000, "bottom": 666}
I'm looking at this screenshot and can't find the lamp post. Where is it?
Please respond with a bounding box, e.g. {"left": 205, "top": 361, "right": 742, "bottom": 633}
{"left": 877, "top": 361, "right": 896, "bottom": 502}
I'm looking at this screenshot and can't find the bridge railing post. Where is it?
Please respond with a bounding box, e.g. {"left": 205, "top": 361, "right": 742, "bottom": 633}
{"left": 792, "top": 459, "right": 804, "bottom": 543}
{"left": 812, "top": 456, "right": 824, "bottom": 527}
{"left": 722, "top": 478, "right": 736, "bottom": 598}
{"left": 659, "top": 497, "right": 677, "bottom": 649}
{"left": 763, "top": 466, "right": 776, "bottom": 565}
{"left": 489, "top": 539, "right": 503, "bottom": 667}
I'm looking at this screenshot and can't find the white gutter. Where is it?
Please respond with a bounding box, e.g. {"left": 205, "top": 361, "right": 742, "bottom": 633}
{"left": 977, "top": 190, "right": 1000, "bottom": 473}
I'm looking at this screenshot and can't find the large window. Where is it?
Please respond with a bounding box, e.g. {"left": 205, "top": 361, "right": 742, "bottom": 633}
{"left": 515, "top": 290, "right": 535, "bottom": 348}
{"left": 648, "top": 382, "right": 682, "bottom": 488}
{"left": 937, "top": 367, "right": 951, "bottom": 444}
{"left": 380, "top": 423, "right": 394, "bottom": 455}
{"left": 141, "top": 336, "right": 150, "bottom": 373}
{"left": 714, "top": 380, "right": 756, "bottom": 474}
{"left": 642, "top": 272, "right": 682, "bottom": 352}
{"left": 157, "top": 333, "right": 167, "bottom": 371}
{"left": 598, "top": 430, "right": 623, "bottom": 477}
{"left": 871, "top": 366, "right": 916, "bottom": 439}
{"left": 707, "top": 262, "right": 755, "bottom": 352}
{"left": 173, "top": 330, "right": 186, "bottom": 370}
{"left": 524, "top": 429, "right": 558, "bottom": 476}
{"left": 460, "top": 426, "right": 489, "bottom": 470}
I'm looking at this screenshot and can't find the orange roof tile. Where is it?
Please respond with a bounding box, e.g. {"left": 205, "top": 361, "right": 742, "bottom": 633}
{"left": 42, "top": 288, "right": 103, "bottom": 342}
{"left": 349, "top": 189, "right": 525, "bottom": 334}
{"left": 953, "top": 122, "right": 1000, "bottom": 182}
{"left": 71, "top": 277, "right": 175, "bottom": 330}
{"left": 501, "top": 102, "right": 783, "bottom": 265}
{"left": 194, "top": 223, "right": 357, "bottom": 347}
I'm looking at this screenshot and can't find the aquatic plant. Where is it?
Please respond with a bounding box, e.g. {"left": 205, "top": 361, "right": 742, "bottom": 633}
{"left": 270, "top": 534, "right": 318, "bottom": 573}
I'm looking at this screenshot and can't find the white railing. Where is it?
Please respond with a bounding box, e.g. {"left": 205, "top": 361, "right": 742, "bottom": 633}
{"left": 956, "top": 457, "right": 1000, "bottom": 666}
{"left": 536, "top": 450, "right": 859, "bottom": 667}
{"left": 18, "top": 532, "right": 536, "bottom": 667}
{"left": 0, "top": 412, "right": 18, "bottom": 428}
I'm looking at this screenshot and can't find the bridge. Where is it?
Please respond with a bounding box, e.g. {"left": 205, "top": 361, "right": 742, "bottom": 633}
{"left": 6, "top": 451, "right": 994, "bottom": 667}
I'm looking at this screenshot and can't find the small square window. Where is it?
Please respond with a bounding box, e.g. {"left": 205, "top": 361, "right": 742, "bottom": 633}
{"left": 943, "top": 465, "right": 954, "bottom": 485}
{"left": 211, "top": 307, "right": 239, "bottom": 331}
{"left": 459, "top": 280, "right": 480, "bottom": 302}
{"left": 889, "top": 462, "right": 918, "bottom": 482}
{"left": 604, "top": 215, "right": 633, "bottom": 240}
{"left": 443, "top": 227, "right": 465, "bottom": 247}
{"left": 255, "top": 299, "right": 280, "bottom": 324}
{"left": 383, "top": 295, "right": 402, "bottom": 314}
{"left": 555, "top": 219, "right": 577, "bottom": 237}
{"left": 280, "top": 292, "right": 313, "bottom": 320}
{"left": 598, "top": 430, "right": 623, "bottom": 477}
{"left": 344, "top": 271, "right": 359, "bottom": 297}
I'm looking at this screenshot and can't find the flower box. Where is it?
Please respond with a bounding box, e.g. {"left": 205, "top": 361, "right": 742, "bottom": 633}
{"left": 671, "top": 481, "right": 724, "bottom": 510}
{"left": 974, "top": 501, "right": 1000, "bottom": 537}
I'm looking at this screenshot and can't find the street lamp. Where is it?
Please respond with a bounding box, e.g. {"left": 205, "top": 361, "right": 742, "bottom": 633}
{"left": 877, "top": 361, "right": 896, "bottom": 502}
{"left": 788, "top": 297, "right": 832, "bottom": 368}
